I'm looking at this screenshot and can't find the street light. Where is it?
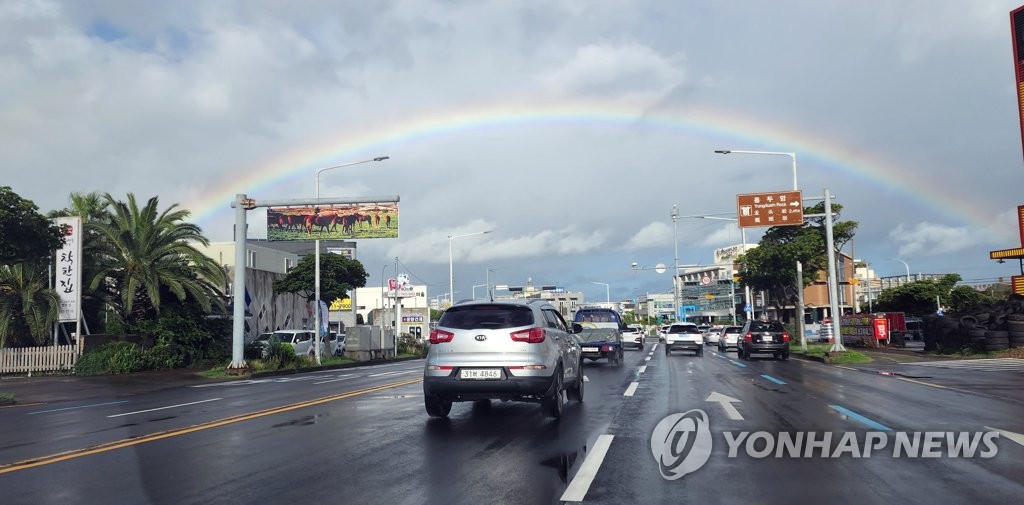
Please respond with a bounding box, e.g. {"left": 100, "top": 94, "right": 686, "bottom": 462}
{"left": 890, "top": 258, "right": 911, "bottom": 283}
{"left": 714, "top": 150, "right": 798, "bottom": 191}
{"left": 379, "top": 264, "right": 389, "bottom": 330}
{"left": 672, "top": 204, "right": 680, "bottom": 322}
{"left": 472, "top": 284, "right": 488, "bottom": 300}
{"left": 313, "top": 155, "right": 389, "bottom": 365}
{"left": 590, "top": 281, "right": 610, "bottom": 303}
{"left": 449, "top": 230, "right": 492, "bottom": 307}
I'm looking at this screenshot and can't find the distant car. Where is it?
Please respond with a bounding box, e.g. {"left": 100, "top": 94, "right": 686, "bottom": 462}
{"left": 703, "top": 326, "right": 723, "bottom": 345}
{"left": 576, "top": 327, "right": 625, "bottom": 365}
{"left": 738, "top": 320, "right": 790, "bottom": 360}
{"left": 658, "top": 325, "right": 671, "bottom": 343}
{"left": 252, "top": 332, "right": 275, "bottom": 358}
{"left": 664, "top": 323, "right": 703, "bottom": 356}
{"left": 717, "top": 326, "right": 743, "bottom": 352}
{"left": 327, "top": 332, "right": 347, "bottom": 357}
{"left": 423, "top": 299, "right": 584, "bottom": 419}
{"left": 621, "top": 324, "right": 645, "bottom": 350}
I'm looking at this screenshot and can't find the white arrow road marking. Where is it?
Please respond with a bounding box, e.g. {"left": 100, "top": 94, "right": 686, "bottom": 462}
{"left": 583, "top": 375, "right": 590, "bottom": 382}
{"left": 560, "top": 434, "right": 615, "bottom": 502}
{"left": 985, "top": 426, "right": 1024, "bottom": 448}
{"left": 624, "top": 382, "right": 639, "bottom": 397}
{"left": 705, "top": 392, "right": 743, "bottom": 421}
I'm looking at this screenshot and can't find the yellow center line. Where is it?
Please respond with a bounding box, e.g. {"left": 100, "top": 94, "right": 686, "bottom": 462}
{"left": 0, "top": 377, "right": 423, "bottom": 475}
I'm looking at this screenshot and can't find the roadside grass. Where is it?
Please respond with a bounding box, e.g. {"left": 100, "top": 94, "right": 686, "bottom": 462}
{"left": 201, "top": 354, "right": 357, "bottom": 379}
{"left": 793, "top": 344, "right": 873, "bottom": 364}
{"left": 0, "top": 392, "right": 14, "bottom": 405}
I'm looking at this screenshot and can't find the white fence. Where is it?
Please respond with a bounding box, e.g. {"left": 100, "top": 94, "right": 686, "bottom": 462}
{"left": 0, "top": 344, "right": 79, "bottom": 374}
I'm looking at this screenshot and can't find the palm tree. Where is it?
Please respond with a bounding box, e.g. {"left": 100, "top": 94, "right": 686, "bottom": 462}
{"left": 90, "top": 193, "right": 226, "bottom": 323}
{"left": 0, "top": 262, "right": 60, "bottom": 348}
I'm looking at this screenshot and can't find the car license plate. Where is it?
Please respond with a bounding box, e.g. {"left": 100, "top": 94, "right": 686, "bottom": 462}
{"left": 582, "top": 347, "right": 600, "bottom": 353}
{"left": 460, "top": 368, "right": 501, "bottom": 380}
{"left": 764, "top": 335, "right": 775, "bottom": 342}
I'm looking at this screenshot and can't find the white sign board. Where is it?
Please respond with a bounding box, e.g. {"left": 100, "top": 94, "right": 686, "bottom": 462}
{"left": 54, "top": 217, "right": 82, "bottom": 323}
{"left": 388, "top": 274, "right": 415, "bottom": 298}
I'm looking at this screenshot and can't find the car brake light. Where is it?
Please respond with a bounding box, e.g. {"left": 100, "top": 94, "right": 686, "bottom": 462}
{"left": 426, "top": 365, "right": 454, "bottom": 371}
{"left": 510, "top": 327, "right": 546, "bottom": 343}
{"left": 508, "top": 364, "right": 547, "bottom": 370}
{"left": 429, "top": 329, "right": 454, "bottom": 344}
{"left": 783, "top": 332, "right": 790, "bottom": 342}
{"left": 744, "top": 332, "right": 753, "bottom": 342}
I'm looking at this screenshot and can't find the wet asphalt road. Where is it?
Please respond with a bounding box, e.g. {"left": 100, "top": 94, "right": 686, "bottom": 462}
{"left": 1, "top": 343, "right": 1022, "bottom": 505}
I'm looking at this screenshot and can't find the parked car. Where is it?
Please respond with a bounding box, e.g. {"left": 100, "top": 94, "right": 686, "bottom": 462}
{"left": 717, "top": 326, "right": 743, "bottom": 352}
{"left": 621, "top": 324, "right": 645, "bottom": 350}
{"left": 738, "top": 320, "right": 790, "bottom": 360}
{"left": 664, "top": 322, "right": 703, "bottom": 356}
{"left": 251, "top": 332, "right": 275, "bottom": 358}
{"left": 577, "top": 327, "right": 625, "bottom": 365}
{"left": 423, "top": 299, "right": 584, "bottom": 419}
{"left": 272, "top": 329, "right": 316, "bottom": 357}
{"left": 327, "top": 331, "right": 347, "bottom": 357}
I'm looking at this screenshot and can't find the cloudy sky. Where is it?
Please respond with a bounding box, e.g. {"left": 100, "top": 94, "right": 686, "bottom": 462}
{"left": 4, "top": 0, "right": 1024, "bottom": 304}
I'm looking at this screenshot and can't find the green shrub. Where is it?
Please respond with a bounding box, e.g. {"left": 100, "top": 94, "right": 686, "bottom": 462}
{"left": 144, "top": 343, "right": 186, "bottom": 370}
{"left": 265, "top": 342, "right": 295, "bottom": 367}
{"left": 75, "top": 341, "right": 147, "bottom": 375}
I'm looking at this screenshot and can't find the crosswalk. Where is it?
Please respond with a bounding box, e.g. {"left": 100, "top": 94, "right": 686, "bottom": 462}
{"left": 905, "top": 358, "right": 1024, "bottom": 372}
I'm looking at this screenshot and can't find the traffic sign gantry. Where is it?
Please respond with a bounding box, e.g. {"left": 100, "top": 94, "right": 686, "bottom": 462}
{"left": 736, "top": 190, "right": 803, "bottom": 228}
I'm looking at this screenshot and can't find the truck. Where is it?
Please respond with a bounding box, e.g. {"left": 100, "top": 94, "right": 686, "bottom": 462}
{"left": 839, "top": 312, "right": 918, "bottom": 347}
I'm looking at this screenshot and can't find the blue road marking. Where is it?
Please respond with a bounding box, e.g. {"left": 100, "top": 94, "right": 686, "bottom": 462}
{"left": 760, "top": 374, "right": 786, "bottom": 385}
{"left": 829, "top": 405, "right": 892, "bottom": 431}
{"left": 729, "top": 360, "right": 747, "bottom": 368}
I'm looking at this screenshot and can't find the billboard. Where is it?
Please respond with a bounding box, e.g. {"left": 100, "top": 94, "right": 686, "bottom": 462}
{"left": 1012, "top": 5, "right": 1024, "bottom": 161}
{"left": 267, "top": 203, "right": 398, "bottom": 241}
{"left": 53, "top": 217, "right": 82, "bottom": 323}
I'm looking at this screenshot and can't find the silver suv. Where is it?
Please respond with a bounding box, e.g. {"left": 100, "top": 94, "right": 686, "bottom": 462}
{"left": 423, "top": 299, "right": 584, "bottom": 419}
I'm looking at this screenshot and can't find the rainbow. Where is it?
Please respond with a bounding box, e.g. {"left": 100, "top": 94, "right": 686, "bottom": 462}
{"left": 185, "top": 99, "right": 1012, "bottom": 241}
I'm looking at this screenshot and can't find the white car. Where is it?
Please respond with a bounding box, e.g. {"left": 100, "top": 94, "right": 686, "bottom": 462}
{"left": 658, "top": 325, "right": 671, "bottom": 343}
{"left": 271, "top": 329, "right": 316, "bottom": 357}
{"left": 621, "top": 324, "right": 645, "bottom": 350}
{"left": 664, "top": 323, "right": 704, "bottom": 356}
{"left": 704, "top": 326, "right": 724, "bottom": 345}
{"left": 717, "top": 326, "right": 744, "bottom": 352}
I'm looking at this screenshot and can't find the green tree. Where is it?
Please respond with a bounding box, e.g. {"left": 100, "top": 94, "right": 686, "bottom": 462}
{"left": 0, "top": 186, "right": 65, "bottom": 265}
{"left": 0, "top": 261, "right": 60, "bottom": 348}
{"left": 273, "top": 253, "right": 368, "bottom": 303}
{"left": 948, "top": 285, "right": 992, "bottom": 313}
{"left": 90, "top": 193, "right": 225, "bottom": 323}
{"left": 738, "top": 202, "right": 858, "bottom": 317}
{"left": 872, "top": 274, "right": 961, "bottom": 315}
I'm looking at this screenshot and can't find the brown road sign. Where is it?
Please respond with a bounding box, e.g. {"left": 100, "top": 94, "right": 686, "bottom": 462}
{"left": 736, "top": 190, "right": 803, "bottom": 228}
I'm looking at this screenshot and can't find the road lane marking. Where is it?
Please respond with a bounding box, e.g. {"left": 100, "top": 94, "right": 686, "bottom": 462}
{"left": 313, "top": 374, "right": 358, "bottom": 384}
{"left": 583, "top": 376, "right": 590, "bottom": 382}
{"left": 560, "top": 434, "right": 614, "bottom": 502}
{"left": 368, "top": 370, "right": 417, "bottom": 378}
{"left": 829, "top": 405, "right": 891, "bottom": 431}
{"left": 651, "top": 344, "right": 657, "bottom": 351}
{"left": 638, "top": 365, "right": 647, "bottom": 374}
{"left": 623, "top": 382, "right": 639, "bottom": 397}
{"left": 0, "top": 377, "right": 423, "bottom": 475}
{"left": 729, "top": 360, "right": 747, "bottom": 368}
{"left": 28, "top": 401, "right": 130, "bottom": 415}
{"left": 896, "top": 377, "right": 948, "bottom": 389}
{"left": 107, "top": 398, "right": 222, "bottom": 418}
{"left": 984, "top": 427, "right": 1024, "bottom": 448}
{"left": 760, "top": 374, "right": 786, "bottom": 385}
{"left": 644, "top": 356, "right": 651, "bottom": 361}
{"left": 706, "top": 392, "right": 744, "bottom": 420}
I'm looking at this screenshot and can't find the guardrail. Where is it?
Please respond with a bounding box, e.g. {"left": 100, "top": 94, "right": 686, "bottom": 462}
{"left": 0, "top": 344, "right": 79, "bottom": 374}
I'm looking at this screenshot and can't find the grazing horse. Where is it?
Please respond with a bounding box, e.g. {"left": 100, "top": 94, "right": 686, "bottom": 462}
{"left": 385, "top": 214, "right": 392, "bottom": 228}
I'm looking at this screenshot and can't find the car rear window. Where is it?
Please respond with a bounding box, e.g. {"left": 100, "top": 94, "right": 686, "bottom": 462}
{"left": 750, "top": 321, "right": 786, "bottom": 332}
{"left": 669, "top": 325, "right": 700, "bottom": 334}
{"left": 439, "top": 304, "right": 534, "bottom": 329}
{"left": 723, "top": 327, "right": 742, "bottom": 333}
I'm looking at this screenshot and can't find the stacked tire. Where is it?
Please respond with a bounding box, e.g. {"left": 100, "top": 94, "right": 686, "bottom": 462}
{"left": 1008, "top": 314, "right": 1024, "bottom": 348}
{"left": 984, "top": 330, "right": 1009, "bottom": 352}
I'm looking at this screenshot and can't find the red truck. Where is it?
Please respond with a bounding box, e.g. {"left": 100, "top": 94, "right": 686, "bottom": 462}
{"left": 840, "top": 312, "right": 918, "bottom": 347}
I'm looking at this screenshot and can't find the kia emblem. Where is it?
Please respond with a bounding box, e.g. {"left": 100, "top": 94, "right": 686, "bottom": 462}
{"left": 475, "top": 335, "right": 487, "bottom": 341}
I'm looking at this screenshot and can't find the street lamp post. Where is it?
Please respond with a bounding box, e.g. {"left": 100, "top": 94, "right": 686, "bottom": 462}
{"left": 714, "top": 150, "right": 798, "bottom": 191}
{"left": 590, "top": 281, "right": 611, "bottom": 303}
{"left": 379, "top": 264, "right": 389, "bottom": 330}
{"left": 672, "top": 204, "right": 680, "bottom": 322}
{"left": 313, "top": 156, "right": 389, "bottom": 365}
{"left": 690, "top": 214, "right": 751, "bottom": 322}
{"left": 472, "top": 284, "right": 488, "bottom": 300}
{"left": 890, "top": 258, "right": 911, "bottom": 283}
{"left": 448, "top": 230, "right": 492, "bottom": 307}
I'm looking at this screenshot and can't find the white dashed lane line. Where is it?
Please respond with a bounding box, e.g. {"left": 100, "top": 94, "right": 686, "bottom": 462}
{"left": 560, "top": 434, "right": 615, "bottom": 502}
{"left": 623, "top": 382, "right": 639, "bottom": 397}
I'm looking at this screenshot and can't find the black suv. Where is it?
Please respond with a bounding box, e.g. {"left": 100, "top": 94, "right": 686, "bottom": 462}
{"left": 738, "top": 320, "right": 790, "bottom": 360}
